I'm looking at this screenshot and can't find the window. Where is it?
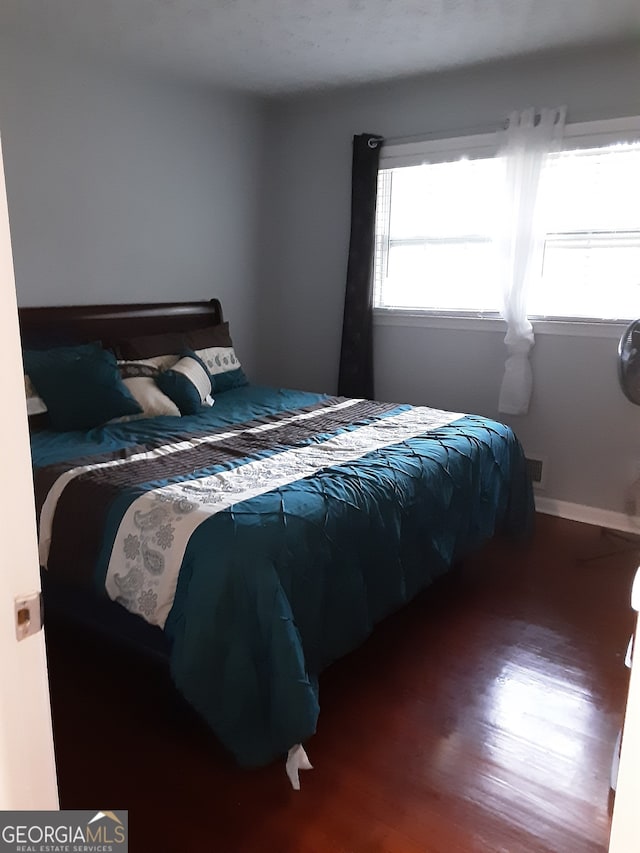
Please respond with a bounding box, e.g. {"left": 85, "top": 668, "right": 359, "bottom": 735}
{"left": 533, "top": 143, "right": 640, "bottom": 320}
{"left": 374, "top": 119, "right": 640, "bottom": 323}
{"left": 375, "top": 158, "right": 502, "bottom": 313}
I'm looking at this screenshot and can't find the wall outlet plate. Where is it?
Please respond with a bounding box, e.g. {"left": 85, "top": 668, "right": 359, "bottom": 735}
{"left": 525, "top": 455, "right": 547, "bottom": 490}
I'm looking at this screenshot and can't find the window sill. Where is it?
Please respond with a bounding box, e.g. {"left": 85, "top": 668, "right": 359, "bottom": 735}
{"left": 373, "top": 309, "right": 629, "bottom": 339}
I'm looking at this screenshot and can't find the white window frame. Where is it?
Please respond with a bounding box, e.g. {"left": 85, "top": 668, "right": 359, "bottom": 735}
{"left": 374, "top": 115, "right": 640, "bottom": 338}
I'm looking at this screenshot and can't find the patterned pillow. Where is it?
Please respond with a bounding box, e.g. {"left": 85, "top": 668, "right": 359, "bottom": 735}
{"left": 118, "top": 355, "right": 181, "bottom": 419}
{"left": 186, "top": 322, "right": 247, "bottom": 394}
{"left": 155, "top": 350, "right": 214, "bottom": 415}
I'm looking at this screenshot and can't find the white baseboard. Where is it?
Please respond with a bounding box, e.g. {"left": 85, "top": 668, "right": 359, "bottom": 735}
{"left": 535, "top": 496, "right": 640, "bottom": 535}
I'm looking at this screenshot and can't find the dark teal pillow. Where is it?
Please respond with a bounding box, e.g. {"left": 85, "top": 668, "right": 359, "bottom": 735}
{"left": 211, "top": 366, "right": 248, "bottom": 394}
{"left": 23, "top": 343, "right": 142, "bottom": 431}
{"left": 155, "top": 350, "right": 213, "bottom": 415}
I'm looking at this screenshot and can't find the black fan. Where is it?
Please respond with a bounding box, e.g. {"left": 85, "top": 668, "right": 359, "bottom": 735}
{"left": 618, "top": 319, "right": 640, "bottom": 405}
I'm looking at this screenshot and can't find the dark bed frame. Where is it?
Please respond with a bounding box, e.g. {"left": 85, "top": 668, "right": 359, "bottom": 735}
{"left": 19, "top": 297, "right": 225, "bottom": 660}
{"left": 18, "top": 297, "right": 223, "bottom": 350}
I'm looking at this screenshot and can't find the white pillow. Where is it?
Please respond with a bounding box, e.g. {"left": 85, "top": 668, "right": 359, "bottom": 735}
{"left": 170, "top": 354, "right": 214, "bottom": 407}
{"left": 117, "top": 356, "right": 181, "bottom": 419}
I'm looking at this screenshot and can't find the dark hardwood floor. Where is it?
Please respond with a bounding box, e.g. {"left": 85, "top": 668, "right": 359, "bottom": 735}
{"left": 46, "top": 514, "right": 639, "bottom": 853}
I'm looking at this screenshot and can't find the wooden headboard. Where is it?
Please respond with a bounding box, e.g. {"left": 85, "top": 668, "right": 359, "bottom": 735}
{"left": 18, "top": 298, "right": 223, "bottom": 351}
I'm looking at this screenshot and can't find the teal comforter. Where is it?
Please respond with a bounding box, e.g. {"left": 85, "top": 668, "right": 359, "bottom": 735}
{"left": 32, "top": 386, "right": 533, "bottom": 766}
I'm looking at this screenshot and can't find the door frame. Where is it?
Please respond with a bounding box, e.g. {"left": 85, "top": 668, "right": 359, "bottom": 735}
{"left": 0, "top": 131, "right": 58, "bottom": 810}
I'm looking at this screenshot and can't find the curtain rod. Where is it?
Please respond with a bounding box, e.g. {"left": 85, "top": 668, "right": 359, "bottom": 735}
{"left": 382, "top": 119, "right": 508, "bottom": 147}
{"left": 382, "top": 107, "right": 570, "bottom": 147}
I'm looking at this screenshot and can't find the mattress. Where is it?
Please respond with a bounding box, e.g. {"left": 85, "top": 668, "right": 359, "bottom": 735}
{"left": 32, "top": 385, "right": 534, "bottom": 766}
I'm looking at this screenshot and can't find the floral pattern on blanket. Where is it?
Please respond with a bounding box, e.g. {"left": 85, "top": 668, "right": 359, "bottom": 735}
{"left": 112, "top": 495, "right": 196, "bottom": 615}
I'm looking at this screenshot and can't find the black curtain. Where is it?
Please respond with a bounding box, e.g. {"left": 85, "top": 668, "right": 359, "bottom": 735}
{"left": 338, "top": 133, "right": 384, "bottom": 399}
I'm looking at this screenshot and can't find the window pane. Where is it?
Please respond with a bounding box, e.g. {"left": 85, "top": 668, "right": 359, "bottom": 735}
{"left": 541, "top": 144, "right": 640, "bottom": 234}
{"left": 381, "top": 241, "right": 500, "bottom": 311}
{"left": 537, "top": 142, "right": 640, "bottom": 320}
{"left": 388, "top": 158, "right": 502, "bottom": 239}
{"left": 375, "top": 157, "right": 502, "bottom": 312}
{"left": 532, "top": 240, "right": 640, "bottom": 319}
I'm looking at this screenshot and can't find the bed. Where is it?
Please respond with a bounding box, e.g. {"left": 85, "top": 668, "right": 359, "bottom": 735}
{"left": 20, "top": 298, "right": 534, "bottom": 782}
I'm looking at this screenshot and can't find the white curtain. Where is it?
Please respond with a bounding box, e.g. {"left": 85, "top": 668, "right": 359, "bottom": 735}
{"left": 497, "top": 106, "right": 566, "bottom": 415}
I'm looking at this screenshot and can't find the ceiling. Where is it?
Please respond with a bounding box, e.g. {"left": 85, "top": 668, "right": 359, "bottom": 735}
{"left": 2, "top": 0, "right": 639, "bottom": 95}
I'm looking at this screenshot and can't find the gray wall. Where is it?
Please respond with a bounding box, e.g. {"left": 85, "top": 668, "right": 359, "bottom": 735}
{"left": 258, "top": 42, "right": 640, "bottom": 514}
{"left": 0, "top": 37, "right": 266, "bottom": 365}
{"left": 1, "top": 33, "right": 639, "bottom": 514}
